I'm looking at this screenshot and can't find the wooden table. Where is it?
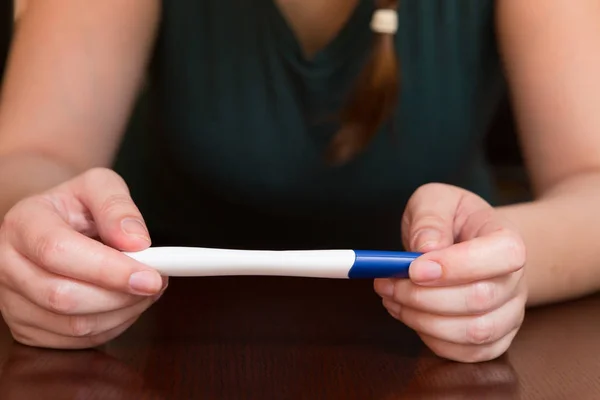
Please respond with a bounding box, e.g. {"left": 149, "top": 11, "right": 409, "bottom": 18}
{"left": 0, "top": 276, "right": 598, "bottom": 399}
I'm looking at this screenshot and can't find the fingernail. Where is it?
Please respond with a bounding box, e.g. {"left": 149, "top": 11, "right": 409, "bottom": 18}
{"left": 414, "top": 229, "right": 441, "bottom": 251}
{"left": 161, "top": 276, "right": 169, "bottom": 290}
{"left": 383, "top": 299, "right": 401, "bottom": 316}
{"left": 121, "top": 218, "right": 150, "bottom": 242}
{"left": 153, "top": 289, "right": 166, "bottom": 302}
{"left": 412, "top": 260, "right": 443, "bottom": 282}
{"left": 375, "top": 279, "right": 394, "bottom": 298}
{"left": 129, "top": 270, "right": 162, "bottom": 294}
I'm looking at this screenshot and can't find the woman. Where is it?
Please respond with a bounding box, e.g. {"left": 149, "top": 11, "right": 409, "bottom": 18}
{"left": 0, "top": 0, "right": 599, "bottom": 363}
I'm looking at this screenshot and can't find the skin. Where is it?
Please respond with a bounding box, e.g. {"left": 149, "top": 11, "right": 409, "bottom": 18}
{"left": 0, "top": 0, "right": 599, "bottom": 362}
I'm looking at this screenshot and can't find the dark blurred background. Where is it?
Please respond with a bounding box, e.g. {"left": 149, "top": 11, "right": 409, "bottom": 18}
{"left": 1, "top": 0, "right": 11, "bottom": 79}
{"left": 486, "top": 97, "right": 531, "bottom": 204}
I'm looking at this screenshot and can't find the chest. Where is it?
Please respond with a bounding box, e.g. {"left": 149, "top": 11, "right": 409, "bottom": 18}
{"left": 274, "top": 0, "right": 360, "bottom": 59}
{"left": 147, "top": 0, "right": 504, "bottom": 209}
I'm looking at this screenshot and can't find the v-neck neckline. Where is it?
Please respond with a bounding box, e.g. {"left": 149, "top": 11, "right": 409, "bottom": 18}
{"left": 266, "top": 0, "right": 374, "bottom": 73}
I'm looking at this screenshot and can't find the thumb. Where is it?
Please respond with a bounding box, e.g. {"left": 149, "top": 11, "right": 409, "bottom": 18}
{"left": 403, "top": 184, "right": 461, "bottom": 252}
{"left": 69, "top": 168, "right": 151, "bottom": 252}
{"left": 402, "top": 184, "right": 461, "bottom": 281}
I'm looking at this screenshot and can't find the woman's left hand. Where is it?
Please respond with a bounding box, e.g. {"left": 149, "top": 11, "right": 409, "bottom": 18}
{"left": 374, "top": 183, "right": 528, "bottom": 363}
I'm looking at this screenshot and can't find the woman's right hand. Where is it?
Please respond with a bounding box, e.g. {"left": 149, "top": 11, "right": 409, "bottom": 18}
{"left": 0, "top": 168, "right": 166, "bottom": 349}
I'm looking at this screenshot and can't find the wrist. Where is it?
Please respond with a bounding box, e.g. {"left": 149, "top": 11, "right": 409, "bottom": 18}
{"left": 495, "top": 191, "right": 600, "bottom": 307}
{"left": 0, "top": 152, "right": 80, "bottom": 218}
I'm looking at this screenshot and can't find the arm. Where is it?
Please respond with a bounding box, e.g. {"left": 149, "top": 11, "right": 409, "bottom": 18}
{"left": 495, "top": 0, "right": 600, "bottom": 306}
{"left": 13, "top": 0, "right": 26, "bottom": 21}
{"left": 0, "top": 0, "right": 159, "bottom": 217}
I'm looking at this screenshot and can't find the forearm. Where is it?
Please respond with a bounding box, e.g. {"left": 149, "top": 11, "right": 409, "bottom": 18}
{"left": 497, "top": 171, "right": 600, "bottom": 307}
{"left": 0, "top": 152, "right": 79, "bottom": 219}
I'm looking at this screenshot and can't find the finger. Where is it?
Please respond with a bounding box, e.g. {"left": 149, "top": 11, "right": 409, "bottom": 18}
{"left": 409, "top": 219, "right": 526, "bottom": 286}
{"left": 375, "top": 274, "right": 521, "bottom": 316}
{"left": 67, "top": 168, "right": 151, "bottom": 251}
{"left": 402, "top": 183, "right": 470, "bottom": 252}
{"left": 382, "top": 297, "right": 401, "bottom": 316}
{"left": 6, "top": 200, "right": 163, "bottom": 295}
{"left": 3, "top": 290, "right": 158, "bottom": 338}
{"left": 9, "top": 315, "right": 140, "bottom": 350}
{"left": 393, "top": 296, "right": 525, "bottom": 346}
{"left": 419, "top": 327, "right": 520, "bottom": 363}
{"left": 1, "top": 251, "right": 161, "bottom": 314}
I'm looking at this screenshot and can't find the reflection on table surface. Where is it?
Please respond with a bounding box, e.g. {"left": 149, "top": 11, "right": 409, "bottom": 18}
{"left": 0, "top": 345, "right": 162, "bottom": 400}
{"left": 0, "top": 277, "right": 597, "bottom": 399}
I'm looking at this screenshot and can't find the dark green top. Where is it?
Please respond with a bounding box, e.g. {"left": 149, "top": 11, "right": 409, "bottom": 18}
{"left": 115, "top": 0, "right": 506, "bottom": 250}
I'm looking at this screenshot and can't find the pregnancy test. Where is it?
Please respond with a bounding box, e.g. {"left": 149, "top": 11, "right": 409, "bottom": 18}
{"left": 124, "top": 247, "right": 421, "bottom": 279}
